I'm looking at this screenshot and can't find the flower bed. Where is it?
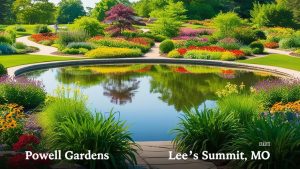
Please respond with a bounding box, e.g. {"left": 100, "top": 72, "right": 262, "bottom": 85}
{"left": 271, "top": 101, "right": 300, "bottom": 113}
{"left": 30, "top": 33, "right": 57, "bottom": 43}
{"left": 264, "top": 42, "right": 279, "bottom": 49}
{"left": 85, "top": 47, "right": 142, "bottom": 58}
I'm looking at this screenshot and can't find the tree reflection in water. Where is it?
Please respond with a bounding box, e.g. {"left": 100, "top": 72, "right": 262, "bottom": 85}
{"left": 103, "top": 75, "right": 140, "bottom": 105}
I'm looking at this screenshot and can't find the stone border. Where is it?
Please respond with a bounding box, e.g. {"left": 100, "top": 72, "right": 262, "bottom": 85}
{"left": 7, "top": 58, "right": 300, "bottom": 78}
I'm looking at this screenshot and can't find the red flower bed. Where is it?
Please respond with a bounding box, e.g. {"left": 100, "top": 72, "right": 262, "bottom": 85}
{"left": 177, "top": 46, "right": 245, "bottom": 57}
{"left": 174, "top": 67, "right": 190, "bottom": 73}
{"left": 264, "top": 42, "right": 279, "bottom": 49}
{"left": 129, "top": 37, "right": 151, "bottom": 46}
{"left": 90, "top": 36, "right": 104, "bottom": 41}
{"left": 31, "top": 33, "right": 57, "bottom": 42}
{"left": 13, "top": 134, "right": 40, "bottom": 151}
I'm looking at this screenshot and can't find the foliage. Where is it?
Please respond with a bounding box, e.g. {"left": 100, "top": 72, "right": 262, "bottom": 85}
{"left": 0, "top": 104, "right": 25, "bottom": 146}
{"left": 85, "top": 47, "right": 142, "bottom": 58}
{"left": 104, "top": 4, "right": 136, "bottom": 36}
{"left": 159, "top": 40, "right": 174, "bottom": 53}
{"left": 0, "top": 32, "right": 15, "bottom": 44}
{"left": 34, "top": 25, "right": 51, "bottom": 34}
{"left": 0, "top": 76, "right": 46, "bottom": 110}
{"left": 264, "top": 42, "right": 279, "bottom": 49}
{"left": 233, "top": 27, "right": 257, "bottom": 45}
{"left": 167, "top": 50, "right": 182, "bottom": 58}
{"left": 58, "top": 30, "right": 90, "bottom": 46}
{"left": 0, "top": 64, "right": 7, "bottom": 76}
{"left": 62, "top": 48, "right": 88, "bottom": 55}
{"left": 57, "top": 0, "right": 86, "bottom": 24}
{"left": 13, "top": 42, "right": 26, "bottom": 49}
{"left": 240, "top": 46, "right": 253, "bottom": 56}
{"left": 184, "top": 50, "right": 237, "bottom": 61}
{"left": 0, "top": 0, "right": 15, "bottom": 24}
{"left": 121, "top": 31, "right": 167, "bottom": 42}
{"left": 216, "top": 38, "right": 242, "bottom": 50}
{"left": 265, "top": 27, "right": 295, "bottom": 43}
{"left": 250, "top": 41, "right": 264, "bottom": 54}
{"left": 183, "top": 39, "right": 210, "bottom": 48}
{"left": 91, "top": 0, "right": 130, "bottom": 21}
{"left": 279, "top": 37, "right": 300, "bottom": 49}
{"left": 0, "top": 43, "right": 16, "bottom": 55}
{"left": 66, "top": 42, "right": 95, "bottom": 50}
{"left": 277, "top": 0, "right": 300, "bottom": 23}
{"left": 173, "top": 108, "right": 238, "bottom": 153}
{"left": 213, "top": 12, "right": 243, "bottom": 38}
{"left": 251, "top": 3, "right": 296, "bottom": 28}
{"left": 72, "top": 16, "right": 104, "bottom": 36}
{"left": 39, "top": 87, "right": 137, "bottom": 169}
{"left": 228, "top": 114, "right": 300, "bottom": 169}
{"left": 90, "top": 37, "right": 150, "bottom": 52}
{"left": 13, "top": 0, "right": 56, "bottom": 24}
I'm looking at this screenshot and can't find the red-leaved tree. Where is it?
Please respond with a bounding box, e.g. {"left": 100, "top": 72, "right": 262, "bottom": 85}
{"left": 104, "top": 4, "right": 136, "bottom": 36}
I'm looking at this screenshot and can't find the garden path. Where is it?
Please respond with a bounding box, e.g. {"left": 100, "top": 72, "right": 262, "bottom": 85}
{"left": 17, "top": 36, "right": 58, "bottom": 56}
{"left": 144, "top": 43, "right": 165, "bottom": 58}
{"left": 265, "top": 48, "right": 292, "bottom": 56}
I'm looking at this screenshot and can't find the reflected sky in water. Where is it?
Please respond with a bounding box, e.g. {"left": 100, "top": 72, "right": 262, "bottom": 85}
{"left": 25, "top": 64, "right": 276, "bottom": 141}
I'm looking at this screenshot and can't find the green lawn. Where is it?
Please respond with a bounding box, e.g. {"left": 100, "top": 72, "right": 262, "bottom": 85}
{"left": 0, "top": 55, "right": 83, "bottom": 68}
{"left": 239, "top": 54, "right": 300, "bottom": 71}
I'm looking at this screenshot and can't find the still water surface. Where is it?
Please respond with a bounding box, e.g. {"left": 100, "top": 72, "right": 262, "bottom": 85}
{"left": 24, "top": 64, "right": 276, "bottom": 141}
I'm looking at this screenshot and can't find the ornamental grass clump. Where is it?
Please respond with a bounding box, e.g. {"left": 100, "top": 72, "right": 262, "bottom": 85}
{"left": 0, "top": 76, "right": 46, "bottom": 110}
{"left": 39, "top": 87, "right": 137, "bottom": 169}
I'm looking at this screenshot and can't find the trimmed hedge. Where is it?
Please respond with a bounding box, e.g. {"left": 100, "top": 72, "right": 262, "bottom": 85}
{"left": 0, "top": 64, "right": 7, "bottom": 76}
{"left": 159, "top": 40, "right": 175, "bottom": 53}
{"left": 249, "top": 41, "right": 264, "bottom": 54}
{"left": 85, "top": 47, "right": 142, "bottom": 58}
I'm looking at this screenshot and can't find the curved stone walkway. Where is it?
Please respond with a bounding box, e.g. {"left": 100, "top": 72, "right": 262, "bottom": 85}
{"left": 144, "top": 42, "right": 162, "bottom": 58}
{"left": 17, "top": 36, "right": 58, "bottom": 56}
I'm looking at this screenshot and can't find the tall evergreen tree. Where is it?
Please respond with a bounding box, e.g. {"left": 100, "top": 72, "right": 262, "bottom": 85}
{"left": 57, "top": 0, "right": 86, "bottom": 24}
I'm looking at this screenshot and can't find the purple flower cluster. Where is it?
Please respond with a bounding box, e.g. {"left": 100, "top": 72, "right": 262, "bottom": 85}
{"left": 254, "top": 78, "right": 300, "bottom": 91}
{"left": 0, "top": 76, "right": 44, "bottom": 88}
{"left": 178, "top": 28, "right": 213, "bottom": 37}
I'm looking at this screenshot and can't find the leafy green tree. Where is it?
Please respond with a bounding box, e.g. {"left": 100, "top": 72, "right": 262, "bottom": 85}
{"left": 213, "top": 12, "right": 243, "bottom": 38}
{"left": 251, "top": 3, "right": 295, "bottom": 27}
{"left": 13, "top": 0, "right": 56, "bottom": 24}
{"left": 277, "top": 0, "right": 300, "bottom": 22}
{"left": 57, "top": 0, "right": 86, "bottom": 24}
{"left": 91, "top": 0, "right": 130, "bottom": 21}
{"left": 72, "top": 16, "right": 104, "bottom": 36}
{"left": 0, "top": 0, "right": 15, "bottom": 24}
{"left": 151, "top": 1, "right": 186, "bottom": 37}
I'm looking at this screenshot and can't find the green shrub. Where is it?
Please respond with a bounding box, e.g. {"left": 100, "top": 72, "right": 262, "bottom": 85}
{"left": 233, "top": 27, "right": 257, "bottom": 45}
{"left": 254, "top": 29, "right": 266, "bottom": 39}
{"left": 216, "top": 38, "right": 242, "bottom": 50}
{"left": 39, "top": 88, "right": 137, "bottom": 169}
{"left": 13, "top": 42, "right": 27, "bottom": 49}
{"left": 151, "top": 17, "right": 181, "bottom": 37}
{"left": 213, "top": 12, "right": 243, "bottom": 38}
{"left": 167, "top": 50, "right": 182, "bottom": 58}
{"left": 240, "top": 46, "right": 253, "bottom": 56}
{"left": 85, "top": 47, "right": 142, "bottom": 58}
{"left": 91, "top": 38, "right": 150, "bottom": 52}
{"left": 173, "top": 108, "right": 238, "bottom": 153}
{"left": 0, "top": 77, "right": 46, "bottom": 109}
{"left": 66, "top": 42, "right": 95, "bottom": 50}
{"left": 0, "top": 64, "right": 7, "bottom": 76}
{"left": 0, "top": 43, "right": 16, "bottom": 54}
{"left": 159, "top": 40, "right": 175, "bottom": 53}
{"left": 122, "top": 31, "right": 167, "bottom": 42}
{"left": 249, "top": 41, "right": 264, "bottom": 54}
{"left": 72, "top": 16, "right": 104, "bottom": 36}
{"left": 184, "top": 39, "right": 210, "bottom": 48}
{"left": 218, "top": 95, "right": 260, "bottom": 125}
{"left": 15, "top": 46, "right": 39, "bottom": 54}
{"left": 184, "top": 50, "right": 222, "bottom": 60}
{"left": 0, "top": 32, "right": 14, "bottom": 44}
{"left": 62, "top": 48, "right": 88, "bottom": 55}
{"left": 40, "top": 40, "right": 54, "bottom": 46}
{"left": 35, "top": 25, "right": 51, "bottom": 33}
{"left": 220, "top": 52, "right": 237, "bottom": 61}
{"left": 279, "top": 37, "right": 300, "bottom": 49}
{"left": 58, "top": 30, "right": 90, "bottom": 46}
{"left": 228, "top": 114, "right": 300, "bottom": 169}
{"left": 15, "top": 25, "right": 26, "bottom": 32}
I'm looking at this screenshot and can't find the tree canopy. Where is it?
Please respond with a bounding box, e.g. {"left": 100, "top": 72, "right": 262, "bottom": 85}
{"left": 91, "top": 0, "right": 130, "bottom": 21}
{"left": 57, "top": 0, "right": 86, "bottom": 24}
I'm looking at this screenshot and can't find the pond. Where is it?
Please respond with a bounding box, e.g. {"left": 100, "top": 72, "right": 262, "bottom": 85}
{"left": 24, "top": 64, "right": 277, "bottom": 141}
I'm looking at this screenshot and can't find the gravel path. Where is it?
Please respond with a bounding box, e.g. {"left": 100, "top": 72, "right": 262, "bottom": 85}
{"left": 144, "top": 43, "right": 164, "bottom": 58}
{"left": 265, "top": 48, "right": 292, "bottom": 56}
{"left": 17, "top": 36, "right": 58, "bottom": 56}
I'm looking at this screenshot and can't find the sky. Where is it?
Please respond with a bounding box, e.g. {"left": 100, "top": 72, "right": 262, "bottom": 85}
{"left": 49, "top": 0, "right": 138, "bottom": 8}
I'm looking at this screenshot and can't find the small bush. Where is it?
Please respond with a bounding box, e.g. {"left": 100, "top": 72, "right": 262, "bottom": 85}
{"left": 62, "top": 48, "right": 88, "bottom": 55}
{"left": 233, "top": 27, "right": 257, "bottom": 45}
{"left": 0, "top": 43, "right": 16, "bottom": 54}
{"left": 35, "top": 25, "right": 51, "bottom": 33}
{"left": 173, "top": 108, "right": 238, "bottom": 153}
{"left": 40, "top": 40, "right": 54, "bottom": 46}
{"left": 159, "top": 40, "right": 175, "bottom": 53}
{"left": 122, "top": 31, "right": 167, "bottom": 42}
{"left": 72, "top": 16, "right": 104, "bottom": 36}
{"left": 184, "top": 50, "right": 223, "bottom": 60}
{"left": 279, "top": 37, "right": 300, "bottom": 49}
{"left": 0, "top": 77, "right": 46, "bottom": 109}
{"left": 13, "top": 42, "right": 27, "bottom": 49}
{"left": 254, "top": 29, "right": 266, "bottom": 39}
{"left": 167, "top": 50, "right": 182, "bottom": 58}
{"left": 240, "top": 46, "right": 253, "bottom": 56}
{"left": 0, "top": 64, "right": 7, "bottom": 76}
{"left": 184, "top": 39, "right": 210, "bottom": 48}
{"left": 216, "top": 38, "right": 242, "bottom": 50}
{"left": 15, "top": 25, "right": 26, "bottom": 32}
{"left": 85, "top": 47, "right": 142, "bottom": 58}
{"left": 0, "top": 32, "right": 14, "bottom": 44}
{"left": 249, "top": 41, "right": 264, "bottom": 54}
{"left": 221, "top": 52, "right": 236, "bottom": 61}
{"left": 58, "top": 30, "right": 90, "bottom": 46}
{"left": 66, "top": 42, "right": 95, "bottom": 50}
{"left": 213, "top": 12, "right": 243, "bottom": 38}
